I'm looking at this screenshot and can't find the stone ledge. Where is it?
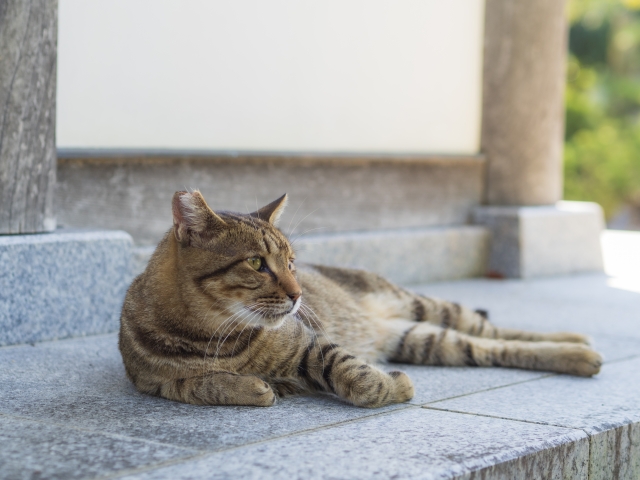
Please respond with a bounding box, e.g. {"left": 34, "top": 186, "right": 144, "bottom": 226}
{"left": 0, "top": 229, "right": 133, "bottom": 346}
{"left": 296, "top": 225, "right": 489, "bottom": 285}
{"left": 473, "top": 201, "right": 604, "bottom": 278}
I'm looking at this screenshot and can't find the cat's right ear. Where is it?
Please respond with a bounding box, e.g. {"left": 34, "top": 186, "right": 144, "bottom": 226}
{"left": 172, "top": 190, "right": 225, "bottom": 245}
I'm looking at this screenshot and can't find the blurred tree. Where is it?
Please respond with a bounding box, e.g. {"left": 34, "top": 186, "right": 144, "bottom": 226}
{"left": 565, "top": 0, "right": 640, "bottom": 226}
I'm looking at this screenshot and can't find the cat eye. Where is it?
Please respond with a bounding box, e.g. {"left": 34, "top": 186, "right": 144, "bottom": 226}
{"left": 247, "top": 257, "right": 262, "bottom": 270}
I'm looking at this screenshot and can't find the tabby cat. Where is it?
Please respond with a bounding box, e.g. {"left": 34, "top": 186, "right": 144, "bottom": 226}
{"left": 119, "top": 191, "right": 603, "bottom": 408}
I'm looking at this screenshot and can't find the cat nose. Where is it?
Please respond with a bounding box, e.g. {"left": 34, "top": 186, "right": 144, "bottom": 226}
{"left": 287, "top": 292, "right": 301, "bottom": 302}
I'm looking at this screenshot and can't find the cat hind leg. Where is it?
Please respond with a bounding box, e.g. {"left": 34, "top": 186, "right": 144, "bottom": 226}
{"left": 385, "top": 321, "right": 602, "bottom": 377}
{"left": 380, "top": 291, "right": 592, "bottom": 345}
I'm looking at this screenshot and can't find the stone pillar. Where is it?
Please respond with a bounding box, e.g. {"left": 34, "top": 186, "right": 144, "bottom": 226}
{"left": 476, "top": 0, "right": 604, "bottom": 278}
{"left": 0, "top": 0, "right": 57, "bottom": 234}
{"left": 481, "top": 0, "right": 567, "bottom": 206}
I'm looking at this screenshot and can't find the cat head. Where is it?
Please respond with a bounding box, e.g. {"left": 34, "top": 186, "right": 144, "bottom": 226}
{"left": 171, "top": 190, "right": 301, "bottom": 327}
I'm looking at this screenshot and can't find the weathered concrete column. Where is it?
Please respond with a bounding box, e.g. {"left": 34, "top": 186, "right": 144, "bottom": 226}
{"left": 481, "top": 0, "right": 566, "bottom": 205}
{"left": 0, "top": 0, "right": 57, "bottom": 233}
{"left": 476, "top": 0, "right": 604, "bottom": 278}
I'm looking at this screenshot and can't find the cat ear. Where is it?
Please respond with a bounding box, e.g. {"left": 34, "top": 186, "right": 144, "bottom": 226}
{"left": 250, "top": 193, "right": 288, "bottom": 226}
{"left": 172, "top": 190, "right": 225, "bottom": 244}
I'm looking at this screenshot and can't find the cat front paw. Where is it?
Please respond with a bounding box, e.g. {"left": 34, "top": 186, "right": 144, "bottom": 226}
{"left": 346, "top": 367, "right": 414, "bottom": 408}
{"left": 239, "top": 376, "right": 277, "bottom": 406}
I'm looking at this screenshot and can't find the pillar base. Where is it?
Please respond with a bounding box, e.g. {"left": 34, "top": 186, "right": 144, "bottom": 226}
{"left": 473, "top": 201, "right": 604, "bottom": 279}
{"left": 0, "top": 229, "right": 133, "bottom": 346}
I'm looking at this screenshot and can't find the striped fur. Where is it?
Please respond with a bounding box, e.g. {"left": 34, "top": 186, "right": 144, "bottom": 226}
{"left": 119, "top": 191, "right": 602, "bottom": 408}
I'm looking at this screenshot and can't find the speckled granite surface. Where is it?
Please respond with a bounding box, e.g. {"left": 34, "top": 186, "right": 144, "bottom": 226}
{"left": 0, "top": 229, "right": 132, "bottom": 346}
{"left": 0, "top": 232, "right": 638, "bottom": 479}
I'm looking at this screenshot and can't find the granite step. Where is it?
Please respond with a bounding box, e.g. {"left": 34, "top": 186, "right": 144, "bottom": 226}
{"left": 0, "top": 229, "right": 132, "bottom": 347}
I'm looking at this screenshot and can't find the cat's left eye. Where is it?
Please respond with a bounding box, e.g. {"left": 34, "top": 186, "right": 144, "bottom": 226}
{"left": 247, "top": 257, "right": 262, "bottom": 270}
{"left": 288, "top": 260, "right": 294, "bottom": 270}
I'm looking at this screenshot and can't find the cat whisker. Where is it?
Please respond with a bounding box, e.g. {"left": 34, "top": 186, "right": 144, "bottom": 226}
{"left": 245, "top": 200, "right": 260, "bottom": 231}
{"left": 289, "top": 227, "right": 328, "bottom": 247}
{"left": 299, "top": 302, "right": 335, "bottom": 346}
{"left": 229, "top": 315, "right": 257, "bottom": 358}
{"left": 206, "top": 301, "right": 263, "bottom": 370}
{"left": 211, "top": 302, "right": 267, "bottom": 365}
{"left": 288, "top": 208, "right": 319, "bottom": 240}
{"left": 286, "top": 197, "right": 307, "bottom": 238}
{"left": 295, "top": 314, "right": 322, "bottom": 373}
{"left": 299, "top": 302, "right": 343, "bottom": 376}
{"left": 202, "top": 306, "right": 238, "bottom": 361}
{"left": 297, "top": 304, "right": 331, "bottom": 373}
{"left": 211, "top": 319, "right": 244, "bottom": 370}
{"left": 228, "top": 304, "right": 269, "bottom": 358}
{"left": 243, "top": 316, "right": 261, "bottom": 360}
{"left": 203, "top": 304, "right": 248, "bottom": 375}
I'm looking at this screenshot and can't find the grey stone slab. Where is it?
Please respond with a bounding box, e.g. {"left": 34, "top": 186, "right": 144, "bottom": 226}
{"left": 0, "top": 333, "right": 547, "bottom": 446}
{"left": 117, "top": 408, "right": 588, "bottom": 480}
{"left": 412, "top": 274, "right": 640, "bottom": 341}
{"left": 296, "top": 226, "right": 488, "bottom": 285}
{"left": 57, "top": 154, "right": 484, "bottom": 246}
{"left": 473, "top": 202, "right": 604, "bottom": 278}
{"left": 428, "top": 357, "right": 640, "bottom": 435}
{"left": 0, "top": 335, "right": 406, "bottom": 451}
{"left": 590, "top": 335, "right": 640, "bottom": 364}
{"left": 380, "top": 364, "right": 548, "bottom": 405}
{"left": 589, "top": 422, "right": 640, "bottom": 480}
{"left": 0, "top": 415, "right": 196, "bottom": 480}
{"left": 0, "top": 229, "right": 133, "bottom": 346}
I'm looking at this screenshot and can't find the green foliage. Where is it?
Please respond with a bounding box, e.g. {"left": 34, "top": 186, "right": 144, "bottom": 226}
{"left": 569, "top": 20, "right": 610, "bottom": 66}
{"left": 564, "top": 0, "right": 640, "bottom": 218}
{"left": 565, "top": 121, "right": 640, "bottom": 216}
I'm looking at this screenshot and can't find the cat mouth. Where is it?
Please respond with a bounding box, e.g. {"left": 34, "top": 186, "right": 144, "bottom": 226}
{"left": 245, "top": 307, "right": 288, "bottom": 322}
{"left": 246, "top": 299, "right": 300, "bottom": 322}
{"left": 261, "top": 311, "right": 287, "bottom": 320}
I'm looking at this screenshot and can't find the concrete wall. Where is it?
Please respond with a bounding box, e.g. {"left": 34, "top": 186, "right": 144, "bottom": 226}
{"left": 56, "top": 153, "right": 484, "bottom": 246}
{"left": 57, "top": 0, "right": 484, "bottom": 154}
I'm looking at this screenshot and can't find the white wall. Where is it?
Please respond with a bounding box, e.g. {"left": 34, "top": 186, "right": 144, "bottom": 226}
{"left": 57, "top": 0, "right": 484, "bottom": 154}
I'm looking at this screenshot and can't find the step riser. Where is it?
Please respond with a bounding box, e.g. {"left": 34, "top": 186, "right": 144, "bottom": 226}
{"left": 0, "top": 230, "right": 132, "bottom": 347}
